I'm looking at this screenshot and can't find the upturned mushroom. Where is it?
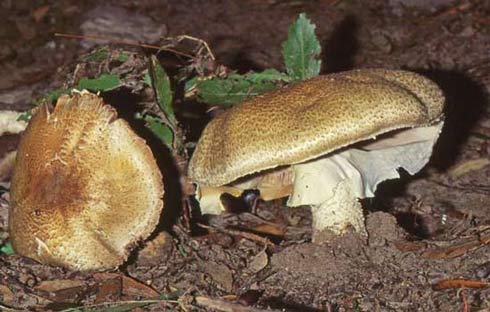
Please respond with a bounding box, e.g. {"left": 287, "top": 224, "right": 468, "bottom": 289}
{"left": 9, "top": 91, "right": 164, "bottom": 270}
{"left": 188, "top": 69, "right": 444, "bottom": 240}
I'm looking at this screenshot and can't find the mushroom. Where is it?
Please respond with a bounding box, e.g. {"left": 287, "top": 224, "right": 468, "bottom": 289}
{"left": 9, "top": 91, "right": 164, "bottom": 270}
{"left": 0, "top": 110, "right": 28, "bottom": 182}
{"left": 188, "top": 69, "right": 444, "bottom": 240}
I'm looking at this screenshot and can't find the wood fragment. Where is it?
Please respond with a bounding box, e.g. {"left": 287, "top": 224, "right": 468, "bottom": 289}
{"left": 197, "top": 223, "right": 275, "bottom": 248}
{"left": 433, "top": 279, "right": 490, "bottom": 290}
{"left": 449, "top": 158, "right": 490, "bottom": 178}
{"left": 252, "top": 223, "right": 285, "bottom": 237}
{"left": 458, "top": 289, "right": 469, "bottom": 312}
{"left": 422, "top": 234, "right": 490, "bottom": 259}
{"left": 393, "top": 240, "right": 426, "bottom": 253}
{"left": 55, "top": 33, "right": 192, "bottom": 58}
{"left": 93, "top": 273, "right": 160, "bottom": 298}
{"left": 195, "top": 296, "right": 281, "bottom": 312}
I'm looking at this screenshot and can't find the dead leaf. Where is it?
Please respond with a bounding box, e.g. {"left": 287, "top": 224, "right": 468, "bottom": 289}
{"left": 137, "top": 231, "right": 173, "bottom": 266}
{"left": 35, "top": 279, "right": 87, "bottom": 303}
{"left": 93, "top": 272, "right": 160, "bottom": 298}
{"left": 121, "top": 274, "right": 159, "bottom": 298}
{"left": 202, "top": 261, "right": 234, "bottom": 292}
{"left": 0, "top": 284, "right": 14, "bottom": 304}
{"left": 449, "top": 158, "right": 490, "bottom": 178}
{"left": 246, "top": 249, "right": 269, "bottom": 274}
{"left": 95, "top": 277, "right": 122, "bottom": 303}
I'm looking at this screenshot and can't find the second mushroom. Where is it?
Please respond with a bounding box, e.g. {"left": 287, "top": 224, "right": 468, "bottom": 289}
{"left": 188, "top": 69, "right": 445, "bottom": 241}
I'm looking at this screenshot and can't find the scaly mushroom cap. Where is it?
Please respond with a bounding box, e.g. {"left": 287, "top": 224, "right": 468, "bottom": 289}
{"left": 9, "top": 92, "right": 164, "bottom": 270}
{"left": 188, "top": 69, "right": 444, "bottom": 186}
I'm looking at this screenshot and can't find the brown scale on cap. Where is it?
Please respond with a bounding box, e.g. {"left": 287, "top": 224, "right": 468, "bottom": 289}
{"left": 188, "top": 69, "right": 444, "bottom": 187}
{"left": 9, "top": 92, "right": 164, "bottom": 270}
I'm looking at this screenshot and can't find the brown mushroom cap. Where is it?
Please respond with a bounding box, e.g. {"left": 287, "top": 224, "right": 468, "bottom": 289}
{"left": 9, "top": 92, "right": 164, "bottom": 270}
{"left": 188, "top": 69, "right": 444, "bottom": 186}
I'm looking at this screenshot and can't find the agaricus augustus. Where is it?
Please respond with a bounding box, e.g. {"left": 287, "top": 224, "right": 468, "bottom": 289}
{"left": 9, "top": 91, "right": 164, "bottom": 270}
{"left": 188, "top": 69, "right": 445, "bottom": 241}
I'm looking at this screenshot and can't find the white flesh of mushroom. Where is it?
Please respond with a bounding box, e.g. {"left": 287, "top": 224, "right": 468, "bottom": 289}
{"left": 289, "top": 121, "right": 443, "bottom": 236}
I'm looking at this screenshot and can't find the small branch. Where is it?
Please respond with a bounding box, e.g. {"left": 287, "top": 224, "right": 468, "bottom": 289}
{"left": 457, "top": 288, "right": 469, "bottom": 312}
{"left": 422, "top": 233, "right": 490, "bottom": 259}
{"left": 0, "top": 303, "right": 26, "bottom": 312}
{"left": 54, "top": 33, "right": 194, "bottom": 59}
{"left": 197, "top": 223, "right": 275, "bottom": 248}
{"left": 433, "top": 279, "right": 490, "bottom": 290}
{"left": 178, "top": 35, "right": 216, "bottom": 60}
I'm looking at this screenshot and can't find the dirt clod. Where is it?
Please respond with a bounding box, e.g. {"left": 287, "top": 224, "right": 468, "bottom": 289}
{"left": 366, "top": 211, "right": 407, "bottom": 247}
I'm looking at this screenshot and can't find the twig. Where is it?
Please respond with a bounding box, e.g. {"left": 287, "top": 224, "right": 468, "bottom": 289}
{"left": 0, "top": 303, "right": 26, "bottom": 312}
{"left": 426, "top": 179, "right": 490, "bottom": 195}
{"left": 433, "top": 279, "right": 490, "bottom": 290}
{"left": 178, "top": 35, "right": 216, "bottom": 60}
{"left": 422, "top": 233, "right": 490, "bottom": 259}
{"left": 54, "top": 33, "right": 194, "bottom": 59}
{"left": 457, "top": 288, "right": 469, "bottom": 312}
{"left": 195, "top": 296, "right": 281, "bottom": 312}
{"left": 197, "top": 223, "right": 275, "bottom": 248}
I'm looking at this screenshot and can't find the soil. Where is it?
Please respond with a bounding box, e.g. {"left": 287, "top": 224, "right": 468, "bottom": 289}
{"left": 1, "top": 0, "right": 490, "bottom": 311}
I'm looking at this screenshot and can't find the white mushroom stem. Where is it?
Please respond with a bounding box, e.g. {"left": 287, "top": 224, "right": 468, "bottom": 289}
{"left": 288, "top": 122, "right": 444, "bottom": 239}
{"left": 309, "top": 179, "right": 366, "bottom": 236}
{"left": 287, "top": 153, "right": 368, "bottom": 236}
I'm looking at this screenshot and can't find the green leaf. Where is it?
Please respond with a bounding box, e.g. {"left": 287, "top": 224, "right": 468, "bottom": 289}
{"left": 77, "top": 74, "right": 121, "bottom": 92}
{"left": 184, "top": 76, "right": 199, "bottom": 94}
{"left": 34, "top": 88, "right": 70, "bottom": 105}
{"left": 116, "top": 52, "right": 130, "bottom": 63}
{"left": 17, "top": 111, "right": 33, "bottom": 122}
{"left": 193, "top": 69, "right": 290, "bottom": 106}
{"left": 149, "top": 56, "right": 177, "bottom": 126}
{"left": 143, "top": 72, "right": 152, "bottom": 86}
{"left": 247, "top": 69, "right": 291, "bottom": 83}
{"left": 282, "top": 13, "right": 321, "bottom": 81}
{"left": 0, "top": 241, "right": 14, "bottom": 256}
{"left": 20, "top": 88, "right": 71, "bottom": 122}
{"left": 44, "top": 88, "right": 70, "bottom": 103}
{"left": 84, "top": 48, "right": 109, "bottom": 62}
{"left": 142, "top": 115, "right": 174, "bottom": 149}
